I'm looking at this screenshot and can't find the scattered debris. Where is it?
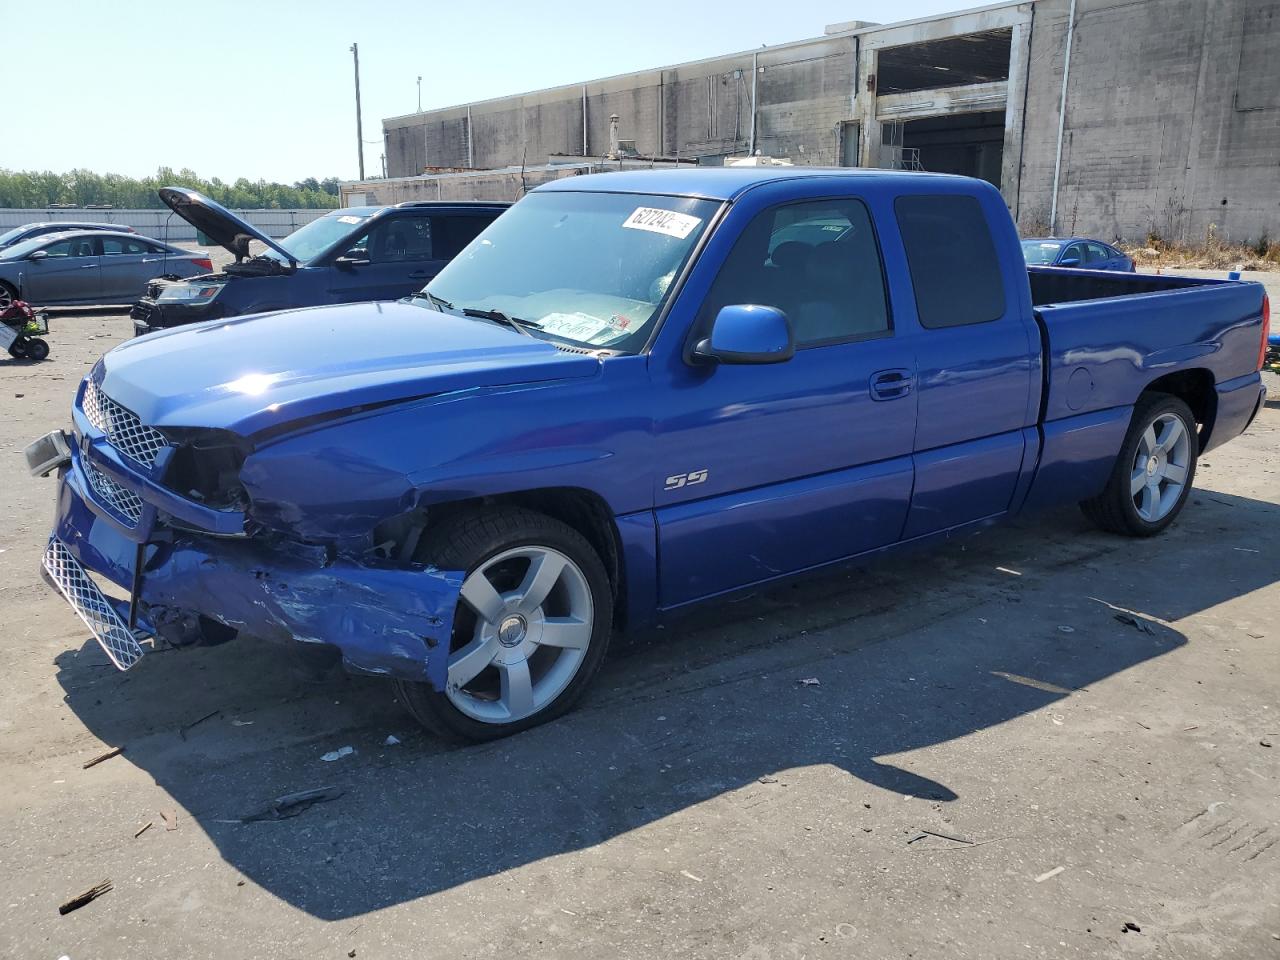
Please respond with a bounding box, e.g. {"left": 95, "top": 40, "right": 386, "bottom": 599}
{"left": 560, "top": 908, "right": 578, "bottom": 916}
{"left": 907, "top": 834, "right": 927, "bottom": 844}
{"left": 798, "top": 677, "right": 820, "bottom": 686}
{"left": 1232, "top": 547, "right": 1260, "bottom": 553}
{"left": 1122, "top": 922, "right": 1142, "bottom": 933}
{"left": 1183, "top": 725, "right": 1199, "bottom": 731}
{"left": 680, "top": 870, "right": 704, "bottom": 883}
{"left": 757, "top": 775, "right": 779, "bottom": 784}
{"left": 348, "top": 951, "right": 357, "bottom": 958}
{"left": 383, "top": 735, "right": 401, "bottom": 746}
{"left": 179, "top": 709, "right": 220, "bottom": 741}
{"left": 1135, "top": 720, "right": 1151, "bottom": 730}
{"left": 1057, "top": 625, "right": 1075, "bottom": 633}
{"left": 160, "top": 809, "right": 178, "bottom": 832}
{"left": 82, "top": 746, "right": 123, "bottom": 769}
{"left": 995, "top": 566, "right": 1022, "bottom": 576}
{"left": 1262, "top": 740, "right": 1273, "bottom": 748}
{"left": 920, "top": 829, "right": 974, "bottom": 845}
{"left": 992, "top": 671, "right": 1074, "bottom": 695}
{"left": 133, "top": 821, "right": 153, "bottom": 839}
{"left": 241, "top": 786, "right": 344, "bottom": 823}
{"left": 321, "top": 746, "right": 355, "bottom": 762}
{"left": 58, "top": 879, "right": 112, "bottom": 915}
{"left": 1114, "top": 613, "right": 1155, "bottom": 635}
{"left": 1034, "top": 865, "right": 1066, "bottom": 883}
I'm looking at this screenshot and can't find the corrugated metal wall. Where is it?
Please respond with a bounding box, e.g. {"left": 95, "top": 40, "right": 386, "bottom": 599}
{"left": 0, "top": 208, "right": 330, "bottom": 241}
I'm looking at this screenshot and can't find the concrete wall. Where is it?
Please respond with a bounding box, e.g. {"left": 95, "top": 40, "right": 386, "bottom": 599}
{"left": 384, "top": 34, "right": 857, "bottom": 175}
{"left": 1016, "top": 0, "right": 1280, "bottom": 243}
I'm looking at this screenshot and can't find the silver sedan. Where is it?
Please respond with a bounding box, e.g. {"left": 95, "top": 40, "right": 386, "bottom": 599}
{"left": 0, "top": 230, "right": 212, "bottom": 309}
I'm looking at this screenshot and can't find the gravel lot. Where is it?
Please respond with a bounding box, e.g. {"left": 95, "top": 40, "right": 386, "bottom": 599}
{"left": 1, "top": 304, "right": 1277, "bottom": 959}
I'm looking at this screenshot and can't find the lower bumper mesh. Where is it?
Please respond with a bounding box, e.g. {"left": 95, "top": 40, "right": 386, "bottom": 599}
{"left": 42, "top": 538, "right": 145, "bottom": 670}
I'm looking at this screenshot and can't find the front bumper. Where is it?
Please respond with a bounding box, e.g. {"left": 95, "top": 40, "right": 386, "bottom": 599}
{"left": 44, "top": 437, "right": 463, "bottom": 686}
{"left": 130, "top": 297, "right": 221, "bottom": 336}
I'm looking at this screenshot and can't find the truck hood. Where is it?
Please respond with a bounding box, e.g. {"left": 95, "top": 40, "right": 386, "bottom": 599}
{"left": 158, "top": 186, "right": 297, "bottom": 265}
{"left": 95, "top": 301, "right": 601, "bottom": 438}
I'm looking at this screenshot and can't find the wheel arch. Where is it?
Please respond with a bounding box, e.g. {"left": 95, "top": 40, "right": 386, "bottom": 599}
{"left": 1141, "top": 367, "right": 1216, "bottom": 449}
{"left": 424, "top": 487, "right": 628, "bottom": 631}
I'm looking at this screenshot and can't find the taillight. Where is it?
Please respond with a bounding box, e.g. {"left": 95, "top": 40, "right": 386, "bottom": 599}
{"left": 1260, "top": 293, "right": 1271, "bottom": 372}
{"left": 193, "top": 257, "right": 213, "bottom": 272}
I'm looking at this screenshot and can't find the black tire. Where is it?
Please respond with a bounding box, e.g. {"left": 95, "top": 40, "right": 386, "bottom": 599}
{"left": 1080, "top": 393, "right": 1198, "bottom": 537}
{"left": 393, "top": 507, "right": 613, "bottom": 741}
{"left": 0, "top": 281, "right": 15, "bottom": 311}
{"left": 8, "top": 339, "right": 26, "bottom": 358}
{"left": 25, "top": 337, "right": 49, "bottom": 361}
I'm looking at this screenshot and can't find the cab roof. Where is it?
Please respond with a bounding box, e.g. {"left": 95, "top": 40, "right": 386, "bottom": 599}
{"left": 534, "top": 166, "right": 972, "bottom": 202}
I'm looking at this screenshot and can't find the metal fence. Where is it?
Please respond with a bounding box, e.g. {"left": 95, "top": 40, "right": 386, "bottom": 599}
{"left": 0, "top": 208, "right": 331, "bottom": 242}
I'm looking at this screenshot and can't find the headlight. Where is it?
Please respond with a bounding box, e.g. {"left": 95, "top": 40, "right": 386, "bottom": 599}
{"left": 156, "top": 282, "right": 225, "bottom": 304}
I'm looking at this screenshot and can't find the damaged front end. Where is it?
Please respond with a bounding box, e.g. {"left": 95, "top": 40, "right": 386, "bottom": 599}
{"left": 34, "top": 373, "right": 463, "bottom": 687}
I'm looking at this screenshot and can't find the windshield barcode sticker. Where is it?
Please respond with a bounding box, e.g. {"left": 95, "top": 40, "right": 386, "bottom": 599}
{"left": 622, "top": 207, "right": 701, "bottom": 239}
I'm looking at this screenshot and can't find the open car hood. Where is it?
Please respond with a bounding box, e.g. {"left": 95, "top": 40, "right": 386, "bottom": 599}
{"left": 158, "top": 187, "right": 297, "bottom": 265}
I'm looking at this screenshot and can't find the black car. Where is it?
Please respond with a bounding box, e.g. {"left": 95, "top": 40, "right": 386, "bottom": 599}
{"left": 131, "top": 188, "right": 508, "bottom": 335}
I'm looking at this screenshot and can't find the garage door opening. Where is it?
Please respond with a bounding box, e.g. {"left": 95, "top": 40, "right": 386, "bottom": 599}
{"left": 881, "top": 110, "right": 1006, "bottom": 187}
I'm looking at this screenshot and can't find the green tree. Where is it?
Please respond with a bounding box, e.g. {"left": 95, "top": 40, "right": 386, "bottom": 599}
{"left": 0, "top": 168, "right": 342, "bottom": 209}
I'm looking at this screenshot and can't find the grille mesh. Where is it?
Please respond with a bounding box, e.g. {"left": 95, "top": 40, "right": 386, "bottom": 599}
{"left": 81, "top": 379, "right": 169, "bottom": 468}
{"left": 84, "top": 460, "right": 144, "bottom": 526}
{"left": 42, "top": 539, "right": 145, "bottom": 670}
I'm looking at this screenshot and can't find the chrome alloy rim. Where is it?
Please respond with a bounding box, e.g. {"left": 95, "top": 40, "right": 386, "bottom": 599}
{"left": 446, "top": 546, "right": 593, "bottom": 723}
{"left": 1131, "top": 412, "right": 1191, "bottom": 522}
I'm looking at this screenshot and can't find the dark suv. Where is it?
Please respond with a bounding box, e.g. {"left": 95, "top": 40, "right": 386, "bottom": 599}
{"left": 131, "top": 188, "right": 507, "bottom": 334}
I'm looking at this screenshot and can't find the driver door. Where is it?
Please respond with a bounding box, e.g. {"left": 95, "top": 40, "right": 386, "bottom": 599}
{"left": 23, "top": 236, "right": 102, "bottom": 304}
{"left": 651, "top": 194, "right": 917, "bottom": 608}
{"left": 325, "top": 213, "right": 442, "bottom": 303}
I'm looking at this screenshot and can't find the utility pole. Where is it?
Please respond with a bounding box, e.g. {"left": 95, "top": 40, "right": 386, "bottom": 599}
{"left": 350, "top": 43, "right": 365, "bottom": 181}
{"left": 417, "top": 76, "right": 422, "bottom": 113}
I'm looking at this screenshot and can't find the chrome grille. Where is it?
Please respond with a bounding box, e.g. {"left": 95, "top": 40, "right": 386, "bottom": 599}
{"left": 42, "top": 538, "right": 146, "bottom": 670}
{"left": 84, "top": 460, "right": 144, "bottom": 526}
{"left": 81, "top": 379, "right": 169, "bottom": 468}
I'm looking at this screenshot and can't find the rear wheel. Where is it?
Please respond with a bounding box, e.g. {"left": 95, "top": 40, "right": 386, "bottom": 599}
{"left": 24, "top": 337, "right": 49, "bottom": 361}
{"left": 1080, "top": 393, "right": 1198, "bottom": 536}
{"left": 0, "top": 282, "right": 15, "bottom": 311}
{"left": 394, "top": 507, "right": 613, "bottom": 741}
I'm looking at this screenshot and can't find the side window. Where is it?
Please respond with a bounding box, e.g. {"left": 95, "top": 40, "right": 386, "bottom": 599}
{"left": 700, "top": 198, "right": 890, "bottom": 347}
{"left": 1086, "top": 242, "right": 1110, "bottom": 264}
{"left": 358, "top": 217, "right": 433, "bottom": 263}
{"left": 102, "top": 238, "right": 144, "bottom": 255}
{"left": 40, "top": 239, "right": 73, "bottom": 258}
{"left": 894, "top": 195, "right": 1005, "bottom": 328}
{"left": 430, "top": 214, "right": 493, "bottom": 260}
{"left": 1061, "top": 242, "right": 1086, "bottom": 265}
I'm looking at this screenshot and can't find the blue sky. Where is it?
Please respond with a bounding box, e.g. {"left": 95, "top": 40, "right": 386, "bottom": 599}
{"left": 6, "top": 0, "right": 966, "bottom": 183}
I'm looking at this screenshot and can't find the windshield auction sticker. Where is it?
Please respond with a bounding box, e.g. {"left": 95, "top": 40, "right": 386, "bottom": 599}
{"left": 622, "top": 207, "right": 701, "bottom": 239}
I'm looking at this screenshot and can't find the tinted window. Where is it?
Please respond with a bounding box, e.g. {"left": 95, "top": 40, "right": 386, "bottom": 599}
{"left": 895, "top": 195, "right": 1005, "bottom": 328}
{"left": 701, "top": 198, "right": 890, "bottom": 347}
{"left": 1085, "top": 242, "right": 1110, "bottom": 264}
{"left": 430, "top": 214, "right": 495, "bottom": 260}
{"left": 40, "top": 239, "right": 74, "bottom": 257}
{"left": 355, "top": 217, "right": 432, "bottom": 263}
{"left": 1061, "top": 242, "right": 1086, "bottom": 265}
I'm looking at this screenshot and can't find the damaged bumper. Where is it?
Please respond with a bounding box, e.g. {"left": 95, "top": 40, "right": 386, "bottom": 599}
{"left": 46, "top": 449, "right": 463, "bottom": 687}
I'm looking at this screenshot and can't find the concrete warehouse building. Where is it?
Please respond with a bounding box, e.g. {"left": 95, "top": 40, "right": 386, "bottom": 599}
{"left": 373, "top": 0, "right": 1279, "bottom": 243}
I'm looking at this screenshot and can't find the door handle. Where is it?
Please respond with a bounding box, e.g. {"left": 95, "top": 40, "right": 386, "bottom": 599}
{"left": 142, "top": 257, "right": 160, "bottom": 263}
{"left": 407, "top": 271, "right": 432, "bottom": 280}
{"left": 869, "top": 368, "right": 913, "bottom": 401}
{"left": 81, "top": 263, "right": 97, "bottom": 269}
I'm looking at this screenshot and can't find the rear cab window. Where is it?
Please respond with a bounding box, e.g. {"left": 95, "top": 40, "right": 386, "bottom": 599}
{"left": 894, "top": 194, "right": 1005, "bottom": 328}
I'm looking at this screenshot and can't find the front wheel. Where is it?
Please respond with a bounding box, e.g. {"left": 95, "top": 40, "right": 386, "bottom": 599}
{"left": 24, "top": 337, "right": 49, "bottom": 361}
{"left": 394, "top": 508, "right": 613, "bottom": 741}
{"left": 1080, "top": 393, "right": 1198, "bottom": 536}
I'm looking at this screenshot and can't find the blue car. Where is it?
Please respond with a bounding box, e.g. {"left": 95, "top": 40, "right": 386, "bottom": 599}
{"left": 130, "top": 188, "right": 507, "bottom": 334}
{"left": 1021, "top": 236, "right": 1134, "bottom": 272}
{"left": 28, "top": 168, "right": 1268, "bottom": 740}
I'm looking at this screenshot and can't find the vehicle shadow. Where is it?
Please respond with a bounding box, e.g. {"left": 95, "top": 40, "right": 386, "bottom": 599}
{"left": 52, "top": 493, "right": 1280, "bottom": 920}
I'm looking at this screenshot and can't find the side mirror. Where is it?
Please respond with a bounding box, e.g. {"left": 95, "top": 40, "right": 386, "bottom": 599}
{"left": 1058, "top": 256, "right": 1081, "bottom": 267}
{"left": 334, "top": 253, "right": 370, "bottom": 270}
{"left": 27, "top": 249, "right": 48, "bottom": 261}
{"left": 693, "top": 304, "right": 794, "bottom": 365}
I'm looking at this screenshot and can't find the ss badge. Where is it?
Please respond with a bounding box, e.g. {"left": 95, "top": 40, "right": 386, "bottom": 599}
{"left": 664, "top": 468, "right": 709, "bottom": 491}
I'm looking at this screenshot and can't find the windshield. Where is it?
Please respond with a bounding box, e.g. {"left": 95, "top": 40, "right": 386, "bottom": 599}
{"left": 422, "top": 191, "right": 719, "bottom": 353}
{"left": 262, "top": 211, "right": 372, "bottom": 264}
{"left": 1021, "top": 240, "right": 1063, "bottom": 265}
{"left": 0, "top": 226, "right": 32, "bottom": 247}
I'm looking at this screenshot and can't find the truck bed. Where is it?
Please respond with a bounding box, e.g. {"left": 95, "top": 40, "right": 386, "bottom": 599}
{"left": 1027, "top": 265, "right": 1225, "bottom": 306}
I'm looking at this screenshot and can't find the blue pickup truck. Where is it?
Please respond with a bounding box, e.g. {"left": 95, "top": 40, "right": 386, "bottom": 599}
{"left": 29, "top": 168, "right": 1269, "bottom": 741}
